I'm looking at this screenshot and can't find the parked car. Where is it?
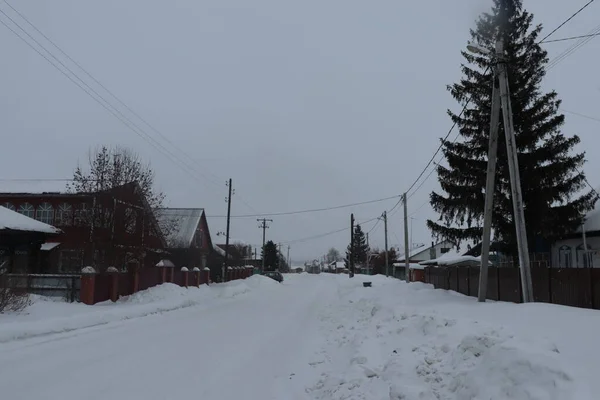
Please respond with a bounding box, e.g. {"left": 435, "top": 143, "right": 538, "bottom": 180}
{"left": 264, "top": 271, "right": 284, "bottom": 283}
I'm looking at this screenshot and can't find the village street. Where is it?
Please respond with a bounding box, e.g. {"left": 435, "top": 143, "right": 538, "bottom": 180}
{"left": 1, "top": 274, "right": 599, "bottom": 400}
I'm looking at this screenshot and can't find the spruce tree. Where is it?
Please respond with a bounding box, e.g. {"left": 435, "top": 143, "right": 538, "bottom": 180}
{"left": 263, "top": 241, "right": 279, "bottom": 271}
{"left": 344, "top": 224, "right": 370, "bottom": 268}
{"left": 428, "top": 0, "right": 597, "bottom": 256}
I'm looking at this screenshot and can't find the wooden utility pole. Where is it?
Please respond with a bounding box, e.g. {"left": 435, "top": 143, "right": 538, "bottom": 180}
{"left": 350, "top": 213, "right": 355, "bottom": 278}
{"left": 478, "top": 69, "right": 501, "bottom": 302}
{"left": 257, "top": 218, "right": 273, "bottom": 273}
{"left": 287, "top": 245, "right": 291, "bottom": 269}
{"left": 223, "top": 179, "right": 233, "bottom": 282}
{"left": 473, "top": 39, "right": 533, "bottom": 302}
{"left": 403, "top": 193, "right": 410, "bottom": 283}
{"left": 383, "top": 211, "right": 389, "bottom": 277}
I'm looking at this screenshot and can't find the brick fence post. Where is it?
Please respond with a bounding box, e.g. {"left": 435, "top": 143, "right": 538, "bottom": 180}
{"left": 128, "top": 262, "right": 140, "bottom": 293}
{"left": 227, "top": 266, "right": 233, "bottom": 282}
{"left": 193, "top": 267, "right": 200, "bottom": 287}
{"left": 107, "top": 266, "right": 119, "bottom": 302}
{"left": 181, "top": 267, "right": 189, "bottom": 288}
{"left": 159, "top": 265, "right": 167, "bottom": 284}
{"left": 80, "top": 266, "right": 97, "bottom": 305}
{"left": 203, "top": 267, "right": 211, "bottom": 285}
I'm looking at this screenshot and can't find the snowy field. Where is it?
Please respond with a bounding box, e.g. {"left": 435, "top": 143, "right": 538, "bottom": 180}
{"left": 1, "top": 274, "right": 599, "bottom": 399}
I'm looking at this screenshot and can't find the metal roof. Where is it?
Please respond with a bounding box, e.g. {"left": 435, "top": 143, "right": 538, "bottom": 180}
{"left": 156, "top": 208, "right": 204, "bottom": 248}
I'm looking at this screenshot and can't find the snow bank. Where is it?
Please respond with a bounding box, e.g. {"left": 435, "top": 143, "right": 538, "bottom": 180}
{"left": 305, "top": 274, "right": 595, "bottom": 399}
{"left": 0, "top": 276, "right": 277, "bottom": 344}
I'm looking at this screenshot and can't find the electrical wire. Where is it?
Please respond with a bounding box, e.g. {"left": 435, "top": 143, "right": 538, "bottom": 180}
{"left": 0, "top": 11, "right": 220, "bottom": 195}
{"left": 546, "top": 23, "right": 600, "bottom": 70}
{"left": 280, "top": 216, "right": 379, "bottom": 245}
{"left": 542, "top": 32, "right": 600, "bottom": 44}
{"left": 538, "top": 0, "right": 596, "bottom": 44}
{"left": 0, "top": 2, "right": 262, "bottom": 213}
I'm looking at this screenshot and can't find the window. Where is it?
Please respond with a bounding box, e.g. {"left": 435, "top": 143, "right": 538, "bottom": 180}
{"left": 124, "top": 208, "right": 137, "bottom": 234}
{"left": 55, "top": 203, "right": 73, "bottom": 226}
{"left": 576, "top": 244, "right": 593, "bottom": 268}
{"left": 3, "top": 202, "right": 15, "bottom": 211}
{"left": 35, "top": 202, "right": 54, "bottom": 225}
{"left": 441, "top": 248, "right": 450, "bottom": 254}
{"left": 194, "top": 229, "right": 203, "bottom": 248}
{"left": 558, "top": 245, "right": 572, "bottom": 268}
{"left": 59, "top": 249, "right": 83, "bottom": 273}
{"left": 75, "top": 203, "right": 91, "bottom": 226}
{"left": 17, "top": 203, "right": 34, "bottom": 218}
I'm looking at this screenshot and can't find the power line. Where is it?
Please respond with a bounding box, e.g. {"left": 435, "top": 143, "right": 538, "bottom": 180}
{"left": 280, "top": 216, "right": 379, "bottom": 245}
{"left": 546, "top": 24, "right": 600, "bottom": 70}
{"left": 0, "top": 12, "right": 219, "bottom": 195}
{"left": 538, "top": 0, "right": 596, "bottom": 44}
{"left": 1, "top": 0, "right": 224, "bottom": 190}
{"left": 561, "top": 108, "right": 600, "bottom": 123}
{"left": 541, "top": 32, "right": 600, "bottom": 44}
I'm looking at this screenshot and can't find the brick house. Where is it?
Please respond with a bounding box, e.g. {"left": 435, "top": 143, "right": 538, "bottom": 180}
{"left": 156, "top": 208, "right": 222, "bottom": 280}
{"left": 0, "top": 182, "right": 166, "bottom": 274}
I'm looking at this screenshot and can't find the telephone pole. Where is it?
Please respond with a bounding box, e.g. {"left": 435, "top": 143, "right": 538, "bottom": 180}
{"left": 257, "top": 218, "right": 273, "bottom": 273}
{"left": 350, "top": 213, "right": 355, "bottom": 278}
{"left": 467, "top": 38, "right": 533, "bottom": 303}
{"left": 287, "top": 245, "right": 291, "bottom": 269}
{"left": 478, "top": 65, "right": 501, "bottom": 302}
{"left": 383, "top": 211, "right": 389, "bottom": 277}
{"left": 403, "top": 193, "right": 410, "bottom": 283}
{"left": 223, "top": 179, "right": 233, "bottom": 282}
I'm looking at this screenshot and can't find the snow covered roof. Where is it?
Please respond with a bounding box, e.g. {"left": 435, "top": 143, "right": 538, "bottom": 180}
{"left": 580, "top": 199, "right": 600, "bottom": 233}
{"left": 0, "top": 180, "right": 69, "bottom": 194}
{"left": 40, "top": 242, "right": 61, "bottom": 251}
{"left": 0, "top": 206, "right": 61, "bottom": 234}
{"left": 213, "top": 243, "right": 226, "bottom": 256}
{"left": 156, "top": 208, "right": 204, "bottom": 248}
{"left": 420, "top": 255, "right": 490, "bottom": 267}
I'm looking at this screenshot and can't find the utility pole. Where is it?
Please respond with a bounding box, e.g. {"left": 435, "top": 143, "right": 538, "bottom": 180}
{"left": 478, "top": 66, "right": 501, "bottom": 302}
{"left": 403, "top": 193, "right": 410, "bottom": 283}
{"left": 257, "top": 218, "right": 273, "bottom": 273}
{"left": 496, "top": 39, "right": 533, "bottom": 303}
{"left": 223, "top": 179, "right": 233, "bottom": 283}
{"left": 468, "top": 38, "right": 533, "bottom": 302}
{"left": 287, "top": 245, "right": 291, "bottom": 269}
{"left": 383, "top": 211, "right": 389, "bottom": 277}
{"left": 350, "top": 213, "right": 355, "bottom": 278}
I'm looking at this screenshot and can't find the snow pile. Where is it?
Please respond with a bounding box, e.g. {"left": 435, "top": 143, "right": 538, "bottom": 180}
{"left": 0, "top": 276, "right": 277, "bottom": 343}
{"left": 305, "top": 275, "right": 592, "bottom": 400}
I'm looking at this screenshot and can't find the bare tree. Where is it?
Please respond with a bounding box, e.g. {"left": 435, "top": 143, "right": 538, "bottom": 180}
{"left": 1, "top": 262, "right": 29, "bottom": 313}
{"left": 67, "top": 146, "right": 175, "bottom": 267}
{"left": 325, "top": 247, "right": 341, "bottom": 264}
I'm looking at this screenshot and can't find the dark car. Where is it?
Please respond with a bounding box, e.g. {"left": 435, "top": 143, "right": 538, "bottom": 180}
{"left": 264, "top": 271, "right": 284, "bottom": 283}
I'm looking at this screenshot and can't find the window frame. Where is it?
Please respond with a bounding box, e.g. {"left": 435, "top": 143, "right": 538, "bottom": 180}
{"left": 35, "top": 202, "right": 54, "bottom": 225}
{"left": 17, "top": 202, "right": 35, "bottom": 218}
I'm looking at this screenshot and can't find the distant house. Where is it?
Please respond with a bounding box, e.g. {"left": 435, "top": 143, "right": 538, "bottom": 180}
{"left": 552, "top": 202, "right": 600, "bottom": 268}
{"left": 156, "top": 208, "right": 222, "bottom": 278}
{"left": 397, "top": 240, "right": 457, "bottom": 264}
{"left": 0, "top": 181, "right": 166, "bottom": 273}
{"left": 0, "top": 205, "right": 61, "bottom": 274}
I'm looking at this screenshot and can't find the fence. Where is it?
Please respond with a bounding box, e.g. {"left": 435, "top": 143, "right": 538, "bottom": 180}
{"left": 1, "top": 274, "right": 80, "bottom": 302}
{"left": 424, "top": 266, "right": 600, "bottom": 310}
{"left": 81, "top": 265, "right": 254, "bottom": 305}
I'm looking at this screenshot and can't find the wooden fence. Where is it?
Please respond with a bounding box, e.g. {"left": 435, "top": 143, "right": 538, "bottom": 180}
{"left": 2, "top": 274, "right": 80, "bottom": 302}
{"left": 424, "top": 266, "right": 600, "bottom": 310}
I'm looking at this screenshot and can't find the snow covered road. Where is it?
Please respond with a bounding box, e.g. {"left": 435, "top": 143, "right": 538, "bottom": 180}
{"left": 1, "top": 273, "right": 599, "bottom": 399}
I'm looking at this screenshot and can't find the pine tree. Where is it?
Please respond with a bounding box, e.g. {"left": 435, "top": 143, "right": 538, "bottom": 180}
{"left": 428, "top": 0, "right": 597, "bottom": 256}
{"left": 263, "top": 241, "right": 279, "bottom": 271}
{"left": 344, "top": 224, "right": 369, "bottom": 268}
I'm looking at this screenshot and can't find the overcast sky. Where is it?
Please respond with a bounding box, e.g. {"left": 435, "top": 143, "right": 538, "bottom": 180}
{"left": 1, "top": 0, "right": 598, "bottom": 263}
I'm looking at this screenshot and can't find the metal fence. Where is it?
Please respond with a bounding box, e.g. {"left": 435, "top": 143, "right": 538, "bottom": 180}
{"left": 425, "top": 266, "right": 600, "bottom": 309}
{"left": 2, "top": 274, "right": 80, "bottom": 302}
